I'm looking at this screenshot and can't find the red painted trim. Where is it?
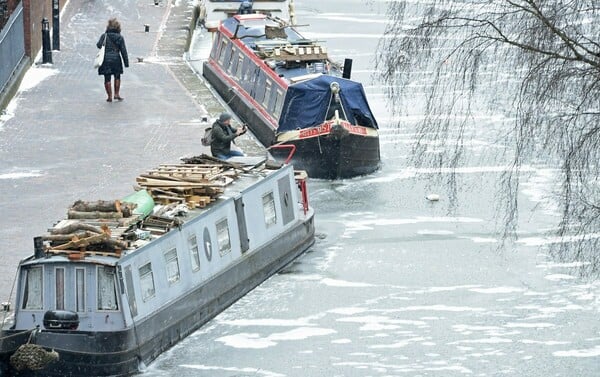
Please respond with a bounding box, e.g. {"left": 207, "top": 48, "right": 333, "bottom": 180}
{"left": 298, "top": 120, "right": 369, "bottom": 139}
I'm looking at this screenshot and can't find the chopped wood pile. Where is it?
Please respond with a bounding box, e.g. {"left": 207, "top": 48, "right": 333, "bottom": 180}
{"left": 45, "top": 200, "right": 131, "bottom": 255}
{"left": 40, "top": 157, "right": 244, "bottom": 257}
{"left": 135, "top": 162, "right": 238, "bottom": 209}
{"left": 67, "top": 199, "right": 136, "bottom": 220}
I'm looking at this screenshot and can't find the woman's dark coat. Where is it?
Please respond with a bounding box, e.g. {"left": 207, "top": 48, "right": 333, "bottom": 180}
{"left": 210, "top": 121, "right": 238, "bottom": 156}
{"left": 97, "top": 29, "right": 129, "bottom": 75}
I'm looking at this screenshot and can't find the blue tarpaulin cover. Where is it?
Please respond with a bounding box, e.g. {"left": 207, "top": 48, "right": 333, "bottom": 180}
{"left": 278, "top": 75, "right": 378, "bottom": 132}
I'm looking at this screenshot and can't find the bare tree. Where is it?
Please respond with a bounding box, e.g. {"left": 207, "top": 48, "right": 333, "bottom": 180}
{"left": 377, "top": 0, "right": 600, "bottom": 275}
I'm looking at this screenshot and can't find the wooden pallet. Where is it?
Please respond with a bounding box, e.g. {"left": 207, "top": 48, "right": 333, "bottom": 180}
{"left": 135, "top": 163, "right": 236, "bottom": 207}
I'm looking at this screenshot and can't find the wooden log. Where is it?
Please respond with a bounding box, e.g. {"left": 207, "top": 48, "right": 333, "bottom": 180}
{"left": 43, "top": 232, "right": 98, "bottom": 242}
{"left": 52, "top": 233, "right": 109, "bottom": 250}
{"left": 67, "top": 210, "right": 123, "bottom": 220}
{"left": 51, "top": 222, "right": 104, "bottom": 235}
{"left": 104, "top": 238, "right": 128, "bottom": 250}
{"left": 71, "top": 200, "right": 121, "bottom": 213}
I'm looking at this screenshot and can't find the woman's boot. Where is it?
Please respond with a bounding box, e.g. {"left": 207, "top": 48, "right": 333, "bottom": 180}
{"left": 104, "top": 82, "right": 112, "bottom": 102}
{"left": 114, "top": 79, "right": 123, "bottom": 101}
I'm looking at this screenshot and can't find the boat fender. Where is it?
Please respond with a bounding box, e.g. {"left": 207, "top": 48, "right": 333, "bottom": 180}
{"left": 9, "top": 329, "right": 59, "bottom": 372}
{"left": 43, "top": 310, "right": 79, "bottom": 330}
{"left": 10, "top": 344, "right": 59, "bottom": 371}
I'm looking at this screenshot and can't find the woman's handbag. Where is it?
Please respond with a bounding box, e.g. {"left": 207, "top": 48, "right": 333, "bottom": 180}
{"left": 93, "top": 34, "right": 106, "bottom": 69}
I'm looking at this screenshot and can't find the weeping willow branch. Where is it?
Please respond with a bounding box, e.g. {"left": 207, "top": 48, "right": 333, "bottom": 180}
{"left": 376, "top": 0, "right": 600, "bottom": 275}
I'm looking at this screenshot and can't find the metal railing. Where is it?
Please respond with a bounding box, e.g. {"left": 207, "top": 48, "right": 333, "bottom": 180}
{"left": 0, "top": 3, "right": 25, "bottom": 95}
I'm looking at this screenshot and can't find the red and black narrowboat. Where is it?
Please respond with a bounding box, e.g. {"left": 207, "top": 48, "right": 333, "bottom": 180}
{"left": 202, "top": 14, "right": 380, "bottom": 179}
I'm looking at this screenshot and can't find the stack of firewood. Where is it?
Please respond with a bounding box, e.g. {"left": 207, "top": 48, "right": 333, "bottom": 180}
{"left": 135, "top": 163, "right": 237, "bottom": 209}
{"left": 67, "top": 199, "right": 136, "bottom": 220}
{"left": 43, "top": 200, "right": 135, "bottom": 254}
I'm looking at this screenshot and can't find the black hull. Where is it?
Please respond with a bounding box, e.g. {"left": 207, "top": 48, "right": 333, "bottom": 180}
{"left": 202, "top": 63, "right": 381, "bottom": 179}
{"left": 271, "top": 133, "right": 380, "bottom": 180}
{"left": 1, "top": 215, "right": 315, "bottom": 377}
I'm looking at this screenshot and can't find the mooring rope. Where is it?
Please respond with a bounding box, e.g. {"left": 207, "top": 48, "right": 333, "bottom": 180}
{"left": 1, "top": 266, "right": 20, "bottom": 328}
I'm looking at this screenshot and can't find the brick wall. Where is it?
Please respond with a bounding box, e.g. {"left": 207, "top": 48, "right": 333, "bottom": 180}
{"left": 23, "top": 0, "right": 65, "bottom": 59}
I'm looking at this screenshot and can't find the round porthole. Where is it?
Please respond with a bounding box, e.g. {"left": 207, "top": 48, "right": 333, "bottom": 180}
{"left": 203, "top": 227, "right": 212, "bottom": 261}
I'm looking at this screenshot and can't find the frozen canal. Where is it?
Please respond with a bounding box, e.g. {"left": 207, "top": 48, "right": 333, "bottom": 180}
{"left": 143, "top": 1, "right": 600, "bottom": 376}
{"left": 0, "top": 0, "right": 598, "bottom": 376}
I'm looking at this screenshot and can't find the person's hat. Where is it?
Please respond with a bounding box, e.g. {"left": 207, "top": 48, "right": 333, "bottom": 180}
{"left": 218, "top": 112, "right": 232, "bottom": 122}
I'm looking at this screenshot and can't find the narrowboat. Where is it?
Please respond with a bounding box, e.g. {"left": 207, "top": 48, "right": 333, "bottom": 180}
{"left": 0, "top": 156, "right": 315, "bottom": 376}
{"left": 202, "top": 13, "right": 381, "bottom": 179}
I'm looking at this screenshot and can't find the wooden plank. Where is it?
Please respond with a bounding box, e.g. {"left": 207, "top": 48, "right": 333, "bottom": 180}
{"left": 51, "top": 233, "right": 109, "bottom": 251}
{"left": 136, "top": 176, "right": 233, "bottom": 188}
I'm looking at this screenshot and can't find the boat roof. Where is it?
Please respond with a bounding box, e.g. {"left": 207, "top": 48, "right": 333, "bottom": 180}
{"left": 22, "top": 156, "right": 293, "bottom": 267}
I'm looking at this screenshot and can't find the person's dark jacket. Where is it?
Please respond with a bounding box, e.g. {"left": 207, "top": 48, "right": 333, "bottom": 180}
{"left": 210, "top": 120, "right": 238, "bottom": 156}
{"left": 97, "top": 29, "right": 129, "bottom": 75}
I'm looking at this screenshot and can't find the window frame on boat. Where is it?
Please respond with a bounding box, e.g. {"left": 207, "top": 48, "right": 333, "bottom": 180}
{"left": 55, "top": 266, "right": 65, "bottom": 311}
{"left": 97, "top": 266, "right": 119, "bottom": 311}
{"left": 164, "top": 248, "right": 181, "bottom": 285}
{"left": 75, "top": 267, "right": 86, "bottom": 312}
{"left": 241, "top": 59, "right": 256, "bottom": 94}
{"left": 273, "top": 88, "right": 284, "bottom": 119}
{"left": 235, "top": 54, "right": 245, "bottom": 81}
{"left": 203, "top": 227, "right": 213, "bottom": 261}
{"left": 216, "top": 218, "right": 232, "bottom": 256}
{"left": 21, "top": 266, "right": 43, "bottom": 310}
{"left": 253, "top": 70, "right": 268, "bottom": 104}
{"left": 262, "top": 80, "right": 272, "bottom": 108}
{"left": 262, "top": 191, "right": 277, "bottom": 228}
{"left": 188, "top": 234, "right": 201, "bottom": 272}
{"left": 227, "top": 47, "right": 239, "bottom": 75}
{"left": 217, "top": 39, "right": 232, "bottom": 67}
{"left": 139, "top": 262, "right": 156, "bottom": 302}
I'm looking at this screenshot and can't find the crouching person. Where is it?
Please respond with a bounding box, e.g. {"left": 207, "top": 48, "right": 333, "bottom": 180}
{"left": 210, "top": 112, "right": 247, "bottom": 160}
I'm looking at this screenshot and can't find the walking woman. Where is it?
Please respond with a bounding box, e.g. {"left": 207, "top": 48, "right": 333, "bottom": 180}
{"left": 97, "top": 18, "right": 129, "bottom": 102}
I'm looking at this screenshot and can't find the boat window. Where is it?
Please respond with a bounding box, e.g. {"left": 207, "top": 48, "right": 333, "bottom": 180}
{"left": 210, "top": 34, "right": 221, "bottom": 60}
{"left": 203, "top": 227, "right": 213, "bottom": 261}
{"left": 216, "top": 218, "right": 231, "bottom": 256}
{"left": 97, "top": 267, "right": 118, "bottom": 311}
{"left": 273, "top": 89, "right": 284, "bottom": 119}
{"left": 189, "top": 235, "right": 201, "bottom": 272}
{"left": 228, "top": 50, "right": 238, "bottom": 74}
{"left": 217, "top": 39, "right": 230, "bottom": 66}
{"left": 139, "top": 262, "right": 156, "bottom": 302}
{"left": 22, "top": 266, "right": 43, "bottom": 310}
{"left": 254, "top": 73, "right": 266, "bottom": 103}
{"left": 262, "top": 191, "right": 277, "bottom": 227}
{"left": 244, "top": 64, "right": 260, "bottom": 95}
{"left": 164, "top": 248, "right": 181, "bottom": 284}
{"left": 55, "top": 267, "right": 65, "bottom": 310}
{"left": 235, "top": 55, "right": 244, "bottom": 81}
{"left": 76, "top": 268, "right": 86, "bottom": 312}
{"left": 263, "top": 80, "right": 272, "bottom": 108}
